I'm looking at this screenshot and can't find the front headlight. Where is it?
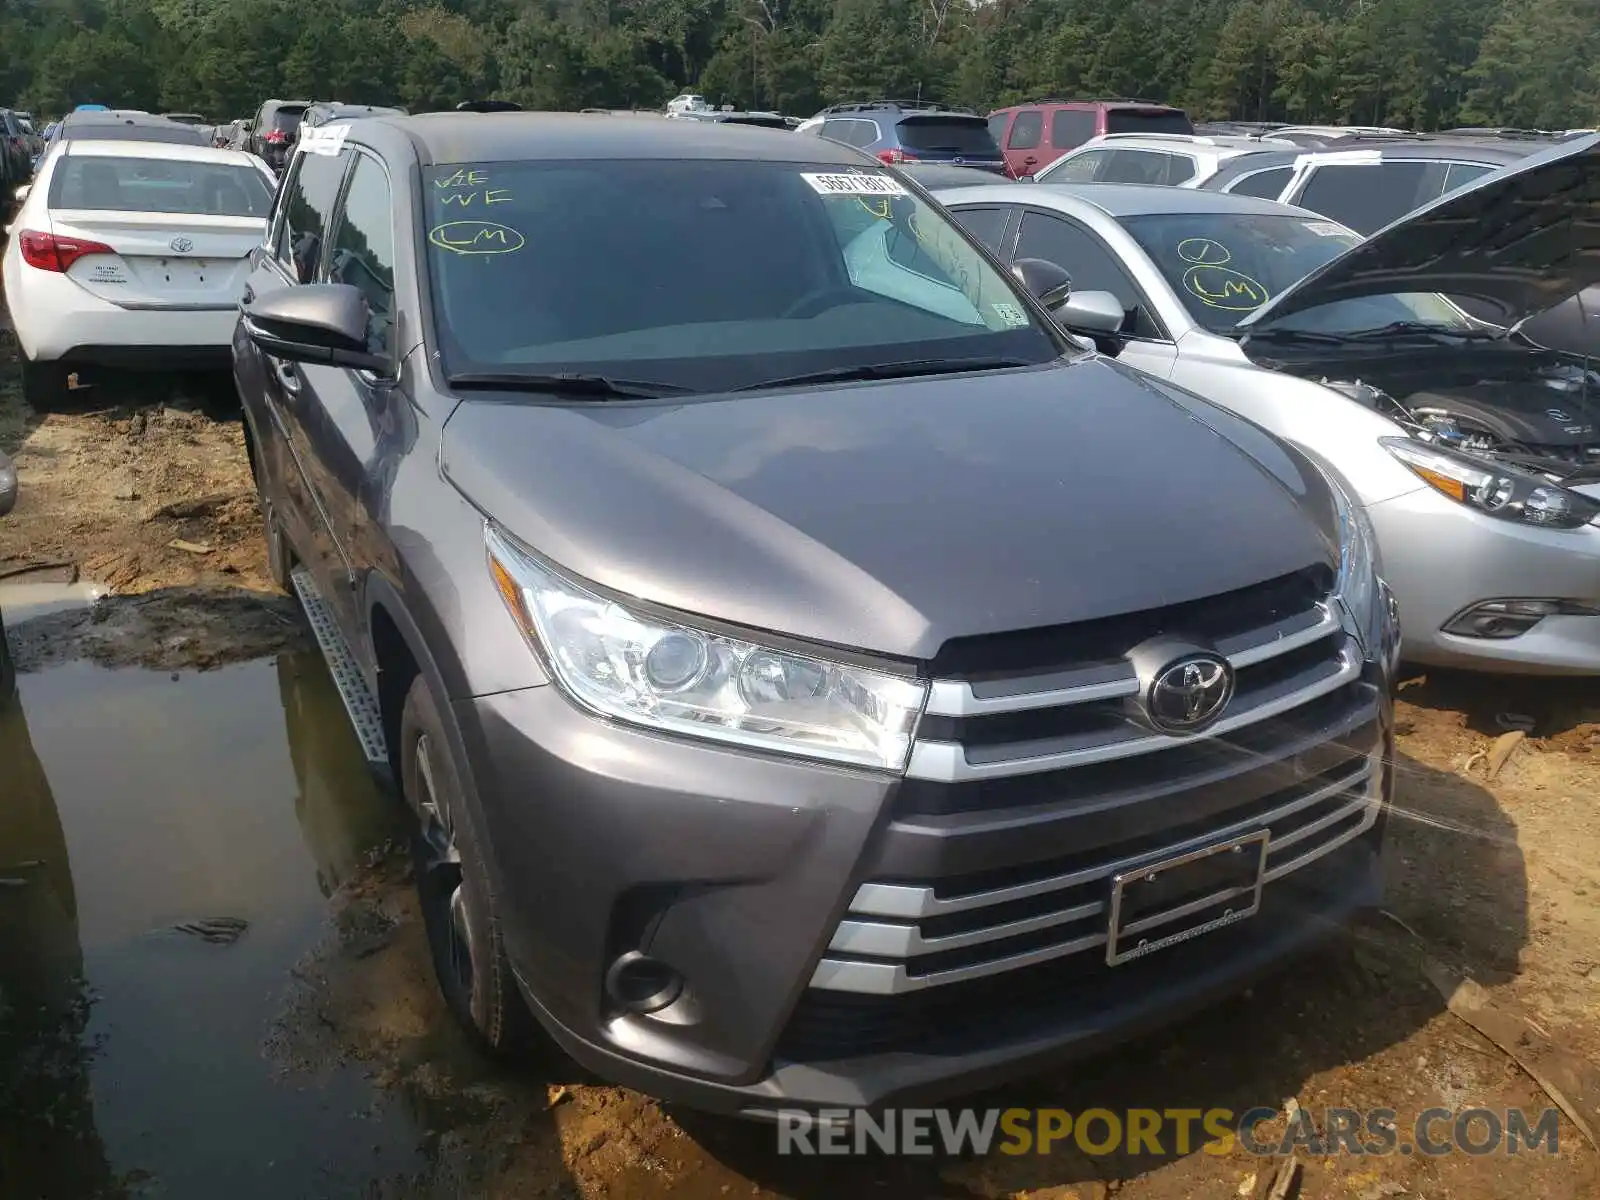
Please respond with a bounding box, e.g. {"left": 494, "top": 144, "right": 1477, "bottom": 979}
{"left": 1381, "top": 437, "right": 1600, "bottom": 530}
{"left": 485, "top": 523, "right": 928, "bottom": 771}
{"left": 1307, "top": 454, "right": 1392, "bottom": 667}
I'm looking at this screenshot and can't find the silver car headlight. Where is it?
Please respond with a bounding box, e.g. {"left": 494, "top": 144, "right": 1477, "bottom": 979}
{"left": 485, "top": 522, "right": 928, "bottom": 771}
{"left": 1381, "top": 437, "right": 1600, "bottom": 530}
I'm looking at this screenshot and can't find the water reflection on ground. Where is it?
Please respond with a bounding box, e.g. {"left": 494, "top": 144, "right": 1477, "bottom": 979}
{"left": 0, "top": 652, "right": 425, "bottom": 1198}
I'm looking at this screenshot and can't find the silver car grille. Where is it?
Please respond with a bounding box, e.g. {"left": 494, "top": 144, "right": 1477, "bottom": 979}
{"left": 811, "top": 585, "right": 1378, "bottom": 996}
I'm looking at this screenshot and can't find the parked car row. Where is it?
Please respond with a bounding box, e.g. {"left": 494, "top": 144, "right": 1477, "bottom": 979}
{"left": 3, "top": 102, "right": 1597, "bottom": 1128}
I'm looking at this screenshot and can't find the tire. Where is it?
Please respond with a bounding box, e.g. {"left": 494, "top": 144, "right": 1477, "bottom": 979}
{"left": 400, "top": 676, "right": 533, "bottom": 1055}
{"left": 20, "top": 360, "right": 68, "bottom": 413}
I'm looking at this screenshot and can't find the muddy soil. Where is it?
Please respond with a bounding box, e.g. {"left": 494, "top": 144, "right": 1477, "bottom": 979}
{"left": 2, "top": 351, "right": 1598, "bottom": 1199}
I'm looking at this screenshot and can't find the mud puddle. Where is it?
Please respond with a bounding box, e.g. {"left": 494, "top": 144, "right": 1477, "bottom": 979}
{"left": 0, "top": 650, "right": 423, "bottom": 1198}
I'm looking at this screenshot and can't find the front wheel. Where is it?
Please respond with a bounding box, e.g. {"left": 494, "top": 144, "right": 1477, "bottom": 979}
{"left": 400, "top": 677, "right": 533, "bottom": 1055}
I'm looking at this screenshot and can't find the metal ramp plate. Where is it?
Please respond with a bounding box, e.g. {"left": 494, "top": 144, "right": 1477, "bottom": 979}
{"left": 290, "top": 566, "right": 389, "bottom": 766}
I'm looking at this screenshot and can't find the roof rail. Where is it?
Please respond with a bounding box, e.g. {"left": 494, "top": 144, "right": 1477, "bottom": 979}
{"left": 1095, "top": 131, "right": 1212, "bottom": 144}
{"left": 1437, "top": 126, "right": 1559, "bottom": 140}
{"left": 1020, "top": 96, "right": 1175, "bottom": 107}
{"left": 816, "top": 99, "right": 975, "bottom": 116}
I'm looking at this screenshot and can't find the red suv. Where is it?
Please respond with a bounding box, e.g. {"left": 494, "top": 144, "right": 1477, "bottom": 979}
{"left": 988, "top": 98, "right": 1193, "bottom": 178}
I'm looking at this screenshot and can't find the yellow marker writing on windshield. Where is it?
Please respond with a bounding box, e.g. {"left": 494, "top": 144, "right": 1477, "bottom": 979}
{"left": 1177, "top": 237, "right": 1232, "bottom": 266}
{"left": 1182, "top": 265, "right": 1267, "bottom": 311}
{"left": 428, "top": 221, "right": 526, "bottom": 256}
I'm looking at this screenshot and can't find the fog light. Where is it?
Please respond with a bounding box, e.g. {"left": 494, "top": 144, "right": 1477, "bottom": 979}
{"left": 604, "top": 951, "right": 684, "bottom": 1015}
{"left": 1442, "top": 599, "right": 1600, "bottom": 640}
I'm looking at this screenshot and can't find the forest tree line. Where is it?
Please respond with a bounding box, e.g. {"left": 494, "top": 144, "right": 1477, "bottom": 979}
{"left": 1, "top": 0, "right": 1595, "bottom": 132}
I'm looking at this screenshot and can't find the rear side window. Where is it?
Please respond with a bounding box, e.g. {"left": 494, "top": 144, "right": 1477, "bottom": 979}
{"left": 326, "top": 153, "right": 396, "bottom": 358}
{"left": 987, "top": 112, "right": 1010, "bottom": 143}
{"left": 1044, "top": 149, "right": 1110, "bottom": 182}
{"left": 821, "top": 118, "right": 876, "bottom": 148}
{"left": 49, "top": 155, "right": 272, "bottom": 216}
{"left": 949, "top": 206, "right": 1008, "bottom": 252}
{"left": 1049, "top": 109, "right": 1097, "bottom": 150}
{"left": 1295, "top": 160, "right": 1444, "bottom": 234}
{"left": 1099, "top": 149, "right": 1181, "bottom": 185}
{"left": 1104, "top": 108, "right": 1194, "bottom": 136}
{"left": 1226, "top": 166, "right": 1292, "bottom": 199}
{"left": 1443, "top": 161, "right": 1494, "bottom": 193}
{"left": 275, "top": 148, "right": 352, "bottom": 283}
{"left": 896, "top": 116, "right": 1000, "bottom": 156}
{"left": 1007, "top": 111, "right": 1043, "bottom": 150}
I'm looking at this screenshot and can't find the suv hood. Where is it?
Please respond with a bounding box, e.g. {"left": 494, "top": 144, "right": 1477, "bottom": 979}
{"left": 1243, "top": 131, "right": 1600, "bottom": 330}
{"left": 442, "top": 362, "right": 1333, "bottom": 661}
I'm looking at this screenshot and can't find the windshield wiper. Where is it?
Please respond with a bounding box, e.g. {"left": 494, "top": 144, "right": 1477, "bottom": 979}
{"left": 1236, "top": 327, "right": 1350, "bottom": 346}
{"left": 1241, "top": 321, "right": 1501, "bottom": 347}
{"left": 1335, "top": 320, "right": 1502, "bottom": 343}
{"left": 735, "top": 356, "right": 1037, "bottom": 392}
{"left": 447, "top": 372, "right": 693, "bottom": 399}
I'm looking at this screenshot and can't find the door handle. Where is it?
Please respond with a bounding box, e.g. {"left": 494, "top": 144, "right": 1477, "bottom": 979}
{"left": 1023, "top": 156, "right": 1038, "bottom": 164}
{"left": 275, "top": 360, "right": 301, "bottom": 395}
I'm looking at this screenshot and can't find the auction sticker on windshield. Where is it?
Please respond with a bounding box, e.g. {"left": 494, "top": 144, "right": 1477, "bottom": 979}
{"left": 802, "top": 172, "right": 909, "bottom": 197}
{"left": 1304, "top": 220, "right": 1352, "bottom": 239}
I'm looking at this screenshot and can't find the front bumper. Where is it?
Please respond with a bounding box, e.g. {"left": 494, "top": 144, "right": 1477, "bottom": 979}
{"left": 1371, "top": 485, "right": 1600, "bottom": 674}
{"left": 462, "top": 638, "right": 1391, "bottom": 1114}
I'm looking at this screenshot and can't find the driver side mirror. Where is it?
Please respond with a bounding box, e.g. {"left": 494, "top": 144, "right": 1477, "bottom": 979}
{"left": 0, "top": 450, "right": 17, "bottom": 519}
{"left": 243, "top": 283, "right": 389, "bottom": 374}
{"left": 1011, "top": 256, "right": 1074, "bottom": 311}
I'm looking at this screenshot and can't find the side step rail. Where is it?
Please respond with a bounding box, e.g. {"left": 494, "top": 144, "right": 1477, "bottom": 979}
{"left": 290, "top": 566, "right": 390, "bottom": 768}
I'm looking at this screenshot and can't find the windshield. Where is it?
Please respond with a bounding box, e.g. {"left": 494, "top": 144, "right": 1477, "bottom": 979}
{"left": 49, "top": 155, "right": 273, "bottom": 217}
{"left": 421, "top": 158, "right": 1062, "bottom": 392}
{"left": 1121, "top": 212, "right": 1478, "bottom": 335}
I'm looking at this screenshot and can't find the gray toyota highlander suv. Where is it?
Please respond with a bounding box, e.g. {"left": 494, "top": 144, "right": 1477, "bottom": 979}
{"left": 233, "top": 113, "right": 1399, "bottom": 1115}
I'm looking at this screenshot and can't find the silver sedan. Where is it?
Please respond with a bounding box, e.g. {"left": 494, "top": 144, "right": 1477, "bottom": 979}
{"left": 935, "top": 139, "right": 1600, "bottom": 674}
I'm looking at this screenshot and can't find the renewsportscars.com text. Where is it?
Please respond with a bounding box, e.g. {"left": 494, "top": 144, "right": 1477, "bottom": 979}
{"left": 775, "top": 1106, "right": 1562, "bottom": 1158}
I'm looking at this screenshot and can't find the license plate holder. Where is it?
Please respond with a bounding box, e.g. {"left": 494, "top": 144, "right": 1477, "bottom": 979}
{"left": 1106, "top": 829, "right": 1269, "bottom": 966}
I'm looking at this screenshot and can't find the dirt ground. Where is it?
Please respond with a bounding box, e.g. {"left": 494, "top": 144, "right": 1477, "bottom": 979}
{"left": 2, "top": 346, "right": 1598, "bottom": 1200}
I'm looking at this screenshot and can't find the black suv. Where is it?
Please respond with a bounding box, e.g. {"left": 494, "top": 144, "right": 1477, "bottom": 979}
{"left": 807, "top": 99, "right": 1008, "bottom": 173}
{"left": 249, "top": 99, "right": 314, "bottom": 170}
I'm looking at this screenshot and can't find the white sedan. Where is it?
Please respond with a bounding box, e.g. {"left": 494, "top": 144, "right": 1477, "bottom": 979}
{"left": 3, "top": 139, "right": 275, "bottom": 408}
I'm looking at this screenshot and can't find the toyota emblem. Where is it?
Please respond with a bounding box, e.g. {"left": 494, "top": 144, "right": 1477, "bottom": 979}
{"left": 169, "top": 236, "right": 194, "bottom": 254}
{"left": 1144, "top": 653, "right": 1234, "bottom": 734}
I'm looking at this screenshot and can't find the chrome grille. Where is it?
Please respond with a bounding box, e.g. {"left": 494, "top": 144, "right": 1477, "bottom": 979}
{"left": 811, "top": 580, "right": 1378, "bottom": 996}
{"left": 907, "top": 602, "right": 1353, "bottom": 782}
